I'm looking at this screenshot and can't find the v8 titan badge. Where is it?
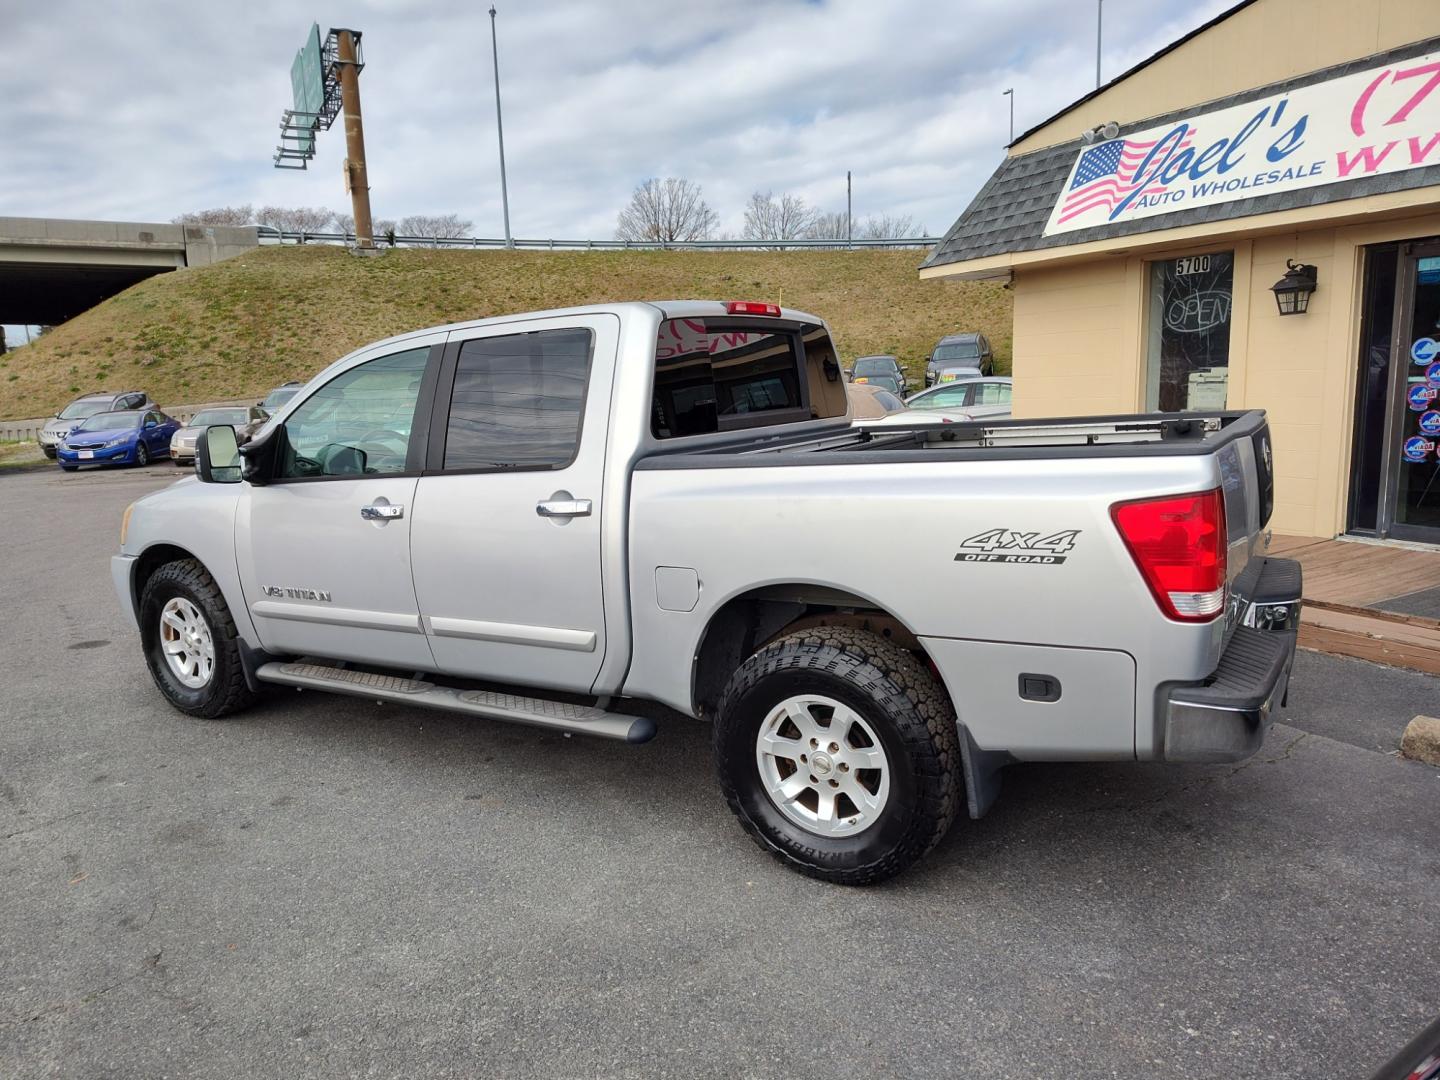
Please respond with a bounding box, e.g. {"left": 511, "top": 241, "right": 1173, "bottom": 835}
{"left": 955, "top": 528, "right": 1080, "bottom": 565}
{"left": 1403, "top": 436, "right": 1435, "bottom": 463}
{"left": 1419, "top": 411, "right": 1440, "bottom": 437}
{"left": 1410, "top": 384, "right": 1439, "bottom": 411}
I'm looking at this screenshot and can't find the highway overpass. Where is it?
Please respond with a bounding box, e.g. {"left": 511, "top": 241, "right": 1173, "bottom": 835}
{"left": 0, "top": 217, "right": 257, "bottom": 325}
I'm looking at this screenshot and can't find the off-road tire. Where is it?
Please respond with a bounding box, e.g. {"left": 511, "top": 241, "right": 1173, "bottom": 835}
{"left": 139, "top": 558, "right": 256, "bottom": 719}
{"left": 714, "top": 626, "right": 961, "bottom": 885}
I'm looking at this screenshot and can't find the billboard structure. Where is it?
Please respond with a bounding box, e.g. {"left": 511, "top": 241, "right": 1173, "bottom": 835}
{"left": 273, "top": 24, "right": 374, "bottom": 248}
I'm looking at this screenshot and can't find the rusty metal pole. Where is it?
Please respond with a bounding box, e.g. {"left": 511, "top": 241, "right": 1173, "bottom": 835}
{"left": 336, "top": 30, "right": 374, "bottom": 249}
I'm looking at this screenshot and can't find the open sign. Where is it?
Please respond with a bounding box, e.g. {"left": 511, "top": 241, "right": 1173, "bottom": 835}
{"left": 1164, "top": 289, "right": 1232, "bottom": 334}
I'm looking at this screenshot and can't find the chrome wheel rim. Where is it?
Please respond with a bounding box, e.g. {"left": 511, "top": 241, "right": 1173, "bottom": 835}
{"left": 159, "top": 597, "right": 214, "bottom": 689}
{"left": 755, "top": 694, "right": 891, "bottom": 837}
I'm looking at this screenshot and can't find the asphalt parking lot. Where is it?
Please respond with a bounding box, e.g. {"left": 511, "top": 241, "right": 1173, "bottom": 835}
{"left": 2, "top": 462, "right": 1438, "bottom": 1079}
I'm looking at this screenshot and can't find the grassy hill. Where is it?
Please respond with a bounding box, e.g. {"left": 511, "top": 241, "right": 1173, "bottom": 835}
{"left": 0, "top": 246, "right": 1011, "bottom": 420}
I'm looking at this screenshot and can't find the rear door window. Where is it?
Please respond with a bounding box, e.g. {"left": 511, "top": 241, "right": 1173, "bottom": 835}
{"left": 974, "top": 382, "right": 1011, "bottom": 405}
{"left": 442, "top": 328, "right": 593, "bottom": 470}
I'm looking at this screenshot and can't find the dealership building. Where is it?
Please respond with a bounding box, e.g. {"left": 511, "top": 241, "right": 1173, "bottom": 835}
{"left": 923, "top": 0, "right": 1440, "bottom": 545}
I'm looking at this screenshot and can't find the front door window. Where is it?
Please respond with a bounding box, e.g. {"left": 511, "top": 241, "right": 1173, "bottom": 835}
{"left": 1144, "top": 251, "right": 1234, "bottom": 412}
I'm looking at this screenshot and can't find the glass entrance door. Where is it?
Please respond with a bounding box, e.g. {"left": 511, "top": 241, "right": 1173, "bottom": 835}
{"left": 1383, "top": 242, "right": 1440, "bottom": 543}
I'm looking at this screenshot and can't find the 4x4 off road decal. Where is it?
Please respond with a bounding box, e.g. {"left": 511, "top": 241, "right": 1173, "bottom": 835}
{"left": 955, "top": 529, "right": 1080, "bottom": 565}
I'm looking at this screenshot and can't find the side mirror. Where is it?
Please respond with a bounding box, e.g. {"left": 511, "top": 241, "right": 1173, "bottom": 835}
{"left": 196, "top": 425, "right": 242, "bottom": 484}
{"left": 844, "top": 369, "right": 854, "bottom": 381}
{"left": 238, "top": 424, "right": 279, "bottom": 486}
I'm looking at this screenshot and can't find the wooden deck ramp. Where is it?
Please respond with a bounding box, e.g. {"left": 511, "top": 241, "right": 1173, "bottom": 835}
{"left": 1270, "top": 535, "right": 1440, "bottom": 675}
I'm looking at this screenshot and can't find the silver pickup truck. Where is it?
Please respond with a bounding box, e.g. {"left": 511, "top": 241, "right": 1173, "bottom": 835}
{"left": 112, "top": 301, "right": 1301, "bottom": 884}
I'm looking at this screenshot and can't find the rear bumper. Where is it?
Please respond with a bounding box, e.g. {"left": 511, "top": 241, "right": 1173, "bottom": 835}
{"left": 1161, "top": 557, "right": 1302, "bottom": 763}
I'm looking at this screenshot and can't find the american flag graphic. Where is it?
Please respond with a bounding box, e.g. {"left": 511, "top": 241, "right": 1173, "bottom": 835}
{"left": 1057, "top": 131, "right": 1195, "bottom": 225}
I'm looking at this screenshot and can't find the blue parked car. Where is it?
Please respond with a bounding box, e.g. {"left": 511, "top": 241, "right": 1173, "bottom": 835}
{"left": 57, "top": 408, "right": 180, "bottom": 471}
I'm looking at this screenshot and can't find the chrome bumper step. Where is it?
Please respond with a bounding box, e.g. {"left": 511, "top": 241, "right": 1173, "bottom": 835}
{"left": 254, "top": 661, "right": 657, "bottom": 743}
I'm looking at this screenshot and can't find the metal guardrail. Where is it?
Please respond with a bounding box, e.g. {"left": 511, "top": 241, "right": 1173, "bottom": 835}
{"left": 254, "top": 226, "right": 937, "bottom": 251}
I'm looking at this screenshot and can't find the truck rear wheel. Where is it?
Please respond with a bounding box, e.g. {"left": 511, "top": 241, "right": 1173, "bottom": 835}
{"left": 713, "top": 627, "right": 961, "bottom": 885}
{"left": 139, "top": 558, "right": 256, "bottom": 719}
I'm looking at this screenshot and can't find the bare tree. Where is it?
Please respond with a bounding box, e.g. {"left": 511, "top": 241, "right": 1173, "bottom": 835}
{"left": 333, "top": 212, "right": 355, "bottom": 235}
{"left": 614, "top": 178, "right": 718, "bottom": 243}
{"left": 742, "top": 191, "right": 816, "bottom": 241}
{"left": 256, "top": 206, "right": 336, "bottom": 235}
{"left": 398, "top": 214, "right": 473, "bottom": 246}
{"left": 856, "top": 213, "right": 926, "bottom": 240}
{"left": 803, "top": 210, "right": 852, "bottom": 241}
{"left": 172, "top": 205, "right": 254, "bottom": 227}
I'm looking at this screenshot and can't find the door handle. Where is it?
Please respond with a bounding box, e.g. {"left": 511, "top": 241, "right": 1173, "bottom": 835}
{"left": 536, "top": 498, "right": 592, "bottom": 518}
{"left": 360, "top": 503, "right": 404, "bottom": 520}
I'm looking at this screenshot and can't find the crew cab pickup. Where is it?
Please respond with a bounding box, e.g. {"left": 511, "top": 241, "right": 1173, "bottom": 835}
{"left": 113, "top": 301, "right": 1301, "bottom": 884}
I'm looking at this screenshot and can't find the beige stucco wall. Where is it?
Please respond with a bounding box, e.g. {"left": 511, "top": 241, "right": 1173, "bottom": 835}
{"left": 1012, "top": 0, "right": 1439, "bottom": 155}
{"left": 1010, "top": 211, "right": 1440, "bottom": 539}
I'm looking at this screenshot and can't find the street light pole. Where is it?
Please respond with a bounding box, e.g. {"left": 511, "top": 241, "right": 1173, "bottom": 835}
{"left": 1002, "top": 88, "right": 1013, "bottom": 144}
{"left": 1095, "top": 0, "right": 1104, "bottom": 88}
{"left": 488, "top": 5, "right": 513, "bottom": 250}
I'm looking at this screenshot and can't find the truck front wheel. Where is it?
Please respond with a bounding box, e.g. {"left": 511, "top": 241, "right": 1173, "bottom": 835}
{"left": 138, "top": 558, "right": 256, "bottom": 719}
{"left": 713, "top": 627, "right": 961, "bottom": 885}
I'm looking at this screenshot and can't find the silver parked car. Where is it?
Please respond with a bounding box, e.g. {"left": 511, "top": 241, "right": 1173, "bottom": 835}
{"left": 906, "top": 376, "right": 1013, "bottom": 419}
{"left": 170, "top": 406, "right": 270, "bottom": 466}
{"left": 39, "top": 390, "right": 153, "bottom": 458}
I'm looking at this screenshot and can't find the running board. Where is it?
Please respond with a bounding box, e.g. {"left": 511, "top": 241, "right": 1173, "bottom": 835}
{"left": 254, "top": 661, "right": 657, "bottom": 743}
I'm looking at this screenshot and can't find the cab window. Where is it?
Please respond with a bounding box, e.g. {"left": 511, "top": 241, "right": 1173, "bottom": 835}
{"left": 278, "top": 347, "right": 430, "bottom": 478}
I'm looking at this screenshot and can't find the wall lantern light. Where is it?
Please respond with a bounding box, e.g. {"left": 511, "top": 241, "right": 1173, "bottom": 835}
{"left": 1271, "top": 260, "right": 1318, "bottom": 316}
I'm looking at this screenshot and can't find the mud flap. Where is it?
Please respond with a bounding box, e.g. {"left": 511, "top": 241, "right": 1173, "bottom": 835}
{"left": 959, "top": 723, "right": 1011, "bottom": 819}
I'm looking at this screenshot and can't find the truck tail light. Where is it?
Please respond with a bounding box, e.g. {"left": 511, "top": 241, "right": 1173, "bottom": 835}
{"left": 724, "top": 301, "right": 781, "bottom": 316}
{"left": 1111, "top": 489, "right": 1227, "bottom": 622}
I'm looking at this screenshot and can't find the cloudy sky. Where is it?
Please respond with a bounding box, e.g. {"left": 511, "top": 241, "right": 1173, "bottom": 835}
{"left": 0, "top": 0, "right": 1231, "bottom": 337}
{"left": 2, "top": 0, "right": 1238, "bottom": 339}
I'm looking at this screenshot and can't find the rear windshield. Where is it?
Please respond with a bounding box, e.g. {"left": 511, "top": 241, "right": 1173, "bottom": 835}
{"left": 651, "top": 318, "right": 846, "bottom": 439}
{"left": 76, "top": 410, "right": 140, "bottom": 430}
{"left": 933, "top": 342, "right": 980, "bottom": 361}
{"left": 853, "top": 357, "right": 894, "bottom": 375}
{"left": 59, "top": 399, "right": 109, "bottom": 420}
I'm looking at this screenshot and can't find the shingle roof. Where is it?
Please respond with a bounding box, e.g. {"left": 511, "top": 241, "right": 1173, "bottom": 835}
{"left": 922, "top": 36, "right": 1440, "bottom": 273}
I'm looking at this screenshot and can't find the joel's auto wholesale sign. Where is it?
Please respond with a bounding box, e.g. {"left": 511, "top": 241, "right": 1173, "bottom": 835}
{"left": 1044, "top": 51, "right": 1440, "bottom": 236}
